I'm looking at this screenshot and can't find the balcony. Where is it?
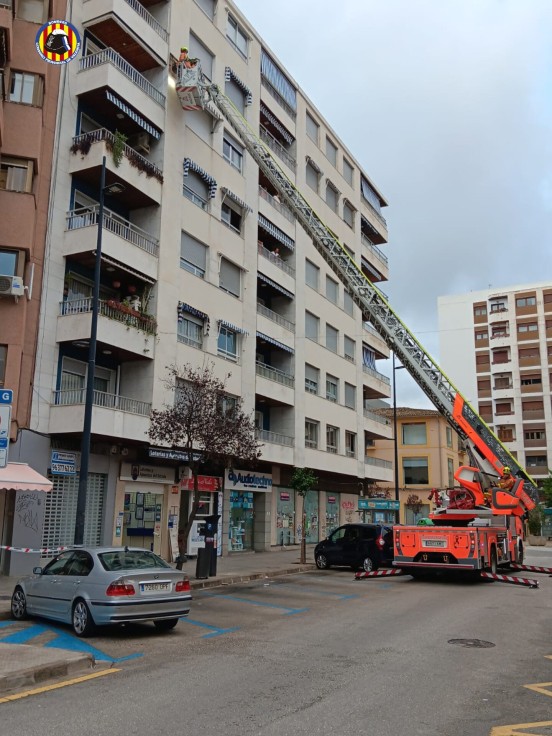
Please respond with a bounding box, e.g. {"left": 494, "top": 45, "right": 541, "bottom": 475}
{"left": 257, "top": 302, "right": 295, "bottom": 333}
{"left": 362, "top": 322, "right": 389, "bottom": 358}
{"left": 255, "top": 361, "right": 294, "bottom": 388}
{"left": 363, "top": 409, "right": 394, "bottom": 440}
{"left": 258, "top": 185, "right": 295, "bottom": 223}
{"left": 259, "top": 126, "right": 296, "bottom": 172}
{"left": 361, "top": 234, "right": 389, "bottom": 279}
{"left": 255, "top": 361, "right": 294, "bottom": 406}
{"left": 257, "top": 241, "right": 295, "bottom": 278}
{"left": 256, "top": 428, "right": 294, "bottom": 447}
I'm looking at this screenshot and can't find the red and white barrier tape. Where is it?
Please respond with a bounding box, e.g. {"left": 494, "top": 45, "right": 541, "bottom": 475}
{"left": 511, "top": 563, "right": 552, "bottom": 575}
{"left": 354, "top": 568, "right": 407, "bottom": 580}
{"left": 480, "top": 571, "right": 539, "bottom": 589}
{"left": 0, "top": 545, "right": 69, "bottom": 554}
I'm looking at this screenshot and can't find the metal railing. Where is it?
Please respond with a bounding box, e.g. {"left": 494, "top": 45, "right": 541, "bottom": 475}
{"left": 261, "top": 76, "right": 297, "bottom": 120}
{"left": 363, "top": 408, "right": 391, "bottom": 426}
{"left": 361, "top": 234, "right": 388, "bottom": 266}
{"left": 183, "top": 184, "right": 209, "bottom": 211}
{"left": 122, "top": 0, "right": 168, "bottom": 40}
{"left": 71, "top": 128, "right": 163, "bottom": 181}
{"left": 79, "top": 48, "right": 166, "bottom": 106}
{"left": 362, "top": 198, "right": 387, "bottom": 228}
{"left": 66, "top": 205, "right": 159, "bottom": 257}
{"left": 256, "top": 428, "right": 294, "bottom": 447}
{"left": 362, "top": 364, "right": 391, "bottom": 385}
{"left": 259, "top": 126, "right": 296, "bottom": 172}
{"left": 364, "top": 456, "right": 393, "bottom": 469}
{"left": 258, "top": 185, "right": 295, "bottom": 223}
{"left": 53, "top": 389, "right": 151, "bottom": 415}
{"left": 177, "top": 333, "right": 202, "bottom": 350}
{"left": 257, "top": 241, "right": 295, "bottom": 277}
{"left": 255, "top": 361, "right": 294, "bottom": 388}
{"left": 60, "top": 297, "right": 157, "bottom": 336}
{"left": 256, "top": 302, "right": 295, "bottom": 332}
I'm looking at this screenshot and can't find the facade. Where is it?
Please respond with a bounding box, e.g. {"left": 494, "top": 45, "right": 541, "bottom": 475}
{"left": 438, "top": 282, "right": 552, "bottom": 488}
{"left": 0, "top": 0, "right": 68, "bottom": 571}
{"left": 369, "top": 408, "right": 465, "bottom": 523}
{"left": 7, "top": 0, "right": 394, "bottom": 573}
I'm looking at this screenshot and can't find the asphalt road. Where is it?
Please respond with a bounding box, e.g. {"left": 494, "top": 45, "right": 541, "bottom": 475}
{"left": 1, "top": 550, "right": 551, "bottom": 736}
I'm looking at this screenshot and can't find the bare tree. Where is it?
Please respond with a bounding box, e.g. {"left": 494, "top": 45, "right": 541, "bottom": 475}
{"left": 148, "top": 364, "right": 262, "bottom": 567}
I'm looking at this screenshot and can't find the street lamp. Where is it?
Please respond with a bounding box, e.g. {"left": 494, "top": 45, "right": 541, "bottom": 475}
{"left": 75, "top": 156, "right": 124, "bottom": 545}
{"left": 392, "top": 352, "right": 405, "bottom": 524}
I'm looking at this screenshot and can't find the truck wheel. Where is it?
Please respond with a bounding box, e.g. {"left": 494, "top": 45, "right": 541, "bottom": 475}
{"left": 488, "top": 547, "right": 497, "bottom": 575}
{"left": 517, "top": 542, "right": 524, "bottom": 566}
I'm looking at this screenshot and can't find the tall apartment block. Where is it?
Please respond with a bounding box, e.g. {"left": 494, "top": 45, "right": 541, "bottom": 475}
{"left": 438, "top": 282, "right": 552, "bottom": 488}
{"left": 3, "top": 0, "right": 394, "bottom": 573}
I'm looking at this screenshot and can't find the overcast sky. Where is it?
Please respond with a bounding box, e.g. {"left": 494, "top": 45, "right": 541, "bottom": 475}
{"left": 235, "top": 0, "right": 552, "bottom": 407}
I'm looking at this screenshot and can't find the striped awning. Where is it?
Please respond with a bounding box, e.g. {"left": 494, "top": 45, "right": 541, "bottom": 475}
{"left": 225, "top": 67, "right": 253, "bottom": 105}
{"left": 221, "top": 187, "right": 252, "bottom": 213}
{"left": 260, "top": 103, "right": 294, "bottom": 145}
{"left": 256, "top": 331, "right": 294, "bottom": 354}
{"left": 257, "top": 272, "right": 294, "bottom": 299}
{"left": 218, "top": 319, "right": 248, "bottom": 335}
{"left": 258, "top": 214, "right": 295, "bottom": 251}
{"left": 183, "top": 158, "right": 217, "bottom": 198}
{"left": 178, "top": 302, "right": 209, "bottom": 322}
{"left": 105, "top": 91, "right": 161, "bottom": 140}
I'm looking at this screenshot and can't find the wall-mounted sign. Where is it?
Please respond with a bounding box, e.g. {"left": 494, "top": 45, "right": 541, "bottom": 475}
{"left": 180, "top": 475, "right": 222, "bottom": 493}
{"left": 120, "top": 463, "right": 174, "bottom": 484}
{"left": 358, "top": 499, "right": 400, "bottom": 511}
{"left": 327, "top": 496, "right": 336, "bottom": 504}
{"left": 50, "top": 451, "right": 77, "bottom": 476}
{"left": 280, "top": 492, "right": 290, "bottom": 501}
{"left": 225, "top": 469, "right": 272, "bottom": 493}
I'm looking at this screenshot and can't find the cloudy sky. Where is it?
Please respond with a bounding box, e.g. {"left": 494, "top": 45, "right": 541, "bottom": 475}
{"left": 235, "top": 0, "right": 552, "bottom": 407}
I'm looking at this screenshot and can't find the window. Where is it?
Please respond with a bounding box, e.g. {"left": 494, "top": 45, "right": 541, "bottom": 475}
{"left": 223, "top": 132, "right": 243, "bottom": 172}
{"left": 494, "top": 375, "right": 511, "bottom": 389}
{"left": 326, "top": 374, "right": 338, "bottom": 403}
{"left": 344, "top": 290, "right": 354, "bottom": 316}
{"left": 221, "top": 201, "right": 242, "bottom": 233}
{"left": 345, "top": 431, "right": 356, "bottom": 458}
{"left": 492, "top": 349, "right": 509, "bottom": 364}
{"left": 344, "top": 382, "right": 356, "bottom": 409}
{"left": 343, "top": 200, "right": 355, "bottom": 229}
{"left": 219, "top": 394, "right": 237, "bottom": 416}
{"left": 326, "top": 275, "right": 338, "bottom": 303}
{"left": 478, "top": 378, "right": 491, "bottom": 393}
{"left": 519, "top": 346, "right": 540, "bottom": 359}
{"left": 343, "top": 159, "right": 354, "bottom": 186}
{"left": 403, "top": 457, "right": 429, "bottom": 485}
{"left": 446, "top": 426, "right": 453, "bottom": 449}
{"left": 474, "top": 305, "right": 487, "bottom": 317}
{"left": 525, "top": 430, "right": 545, "bottom": 441}
{"left": 495, "top": 402, "right": 512, "bottom": 415}
{"left": 475, "top": 330, "right": 488, "bottom": 341}
{"left": 526, "top": 455, "right": 547, "bottom": 467}
{"left": 9, "top": 72, "right": 43, "bottom": 106}
{"left": 180, "top": 232, "right": 207, "bottom": 278}
{"left": 447, "top": 458, "right": 455, "bottom": 488}
{"left": 326, "top": 425, "right": 339, "bottom": 454}
{"left": 305, "top": 420, "right": 319, "bottom": 449}
{"left": 194, "top": 0, "right": 216, "bottom": 19}
{"left": 518, "top": 322, "right": 538, "bottom": 333}
{"left": 306, "top": 161, "right": 320, "bottom": 192}
{"left": 490, "top": 299, "right": 507, "bottom": 313}
{"left": 325, "top": 137, "right": 337, "bottom": 166}
{"left": 344, "top": 335, "right": 355, "bottom": 362}
{"left": 0, "top": 345, "right": 6, "bottom": 387}
{"left": 306, "top": 112, "right": 319, "bottom": 144}
{"left": 520, "top": 375, "right": 542, "bottom": 386}
{"left": 305, "top": 363, "right": 319, "bottom": 394}
{"left": 189, "top": 33, "right": 214, "bottom": 79}
{"left": 325, "top": 182, "right": 339, "bottom": 212}
{"left": 183, "top": 170, "right": 209, "bottom": 210}
{"left": 218, "top": 325, "right": 238, "bottom": 360}
{"left": 476, "top": 353, "right": 490, "bottom": 366}
{"left": 0, "top": 250, "right": 19, "bottom": 276}
{"left": 225, "top": 78, "right": 246, "bottom": 114}
{"left": 16, "top": 0, "right": 47, "bottom": 23}
{"left": 305, "top": 259, "right": 319, "bottom": 289}
{"left": 0, "top": 157, "right": 33, "bottom": 193}
{"left": 361, "top": 176, "right": 382, "bottom": 212}
{"left": 261, "top": 50, "right": 297, "bottom": 116}
{"left": 305, "top": 311, "right": 319, "bottom": 341}
{"left": 402, "top": 423, "right": 427, "bottom": 445}
{"left": 227, "top": 14, "right": 248, "bottom": 58}
{"left": 516, "top": 296, "right": 536, "bottom": 308}
{"left": 177, "top": 317, "right": 203, "bottom": 349}
{"left": 326, "top": 323, "right": 338, "bottom": 353}
{"left": 219, "top": 257, "right": 241, "bottom": 297}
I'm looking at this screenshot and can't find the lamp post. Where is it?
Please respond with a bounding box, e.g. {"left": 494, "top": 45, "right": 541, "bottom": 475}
{"left": 75, "top": 156, "right": 124, "bottom": 545}
{"left": 392, "top": 352, "right": 405, "bottom": 524}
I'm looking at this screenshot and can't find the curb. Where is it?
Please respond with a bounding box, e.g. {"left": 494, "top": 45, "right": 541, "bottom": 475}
{"left": 0, "top": 649, "right": 95, "bottom": 697}
{"left": 189, "top": 565, "right": 316, "bottom": 590}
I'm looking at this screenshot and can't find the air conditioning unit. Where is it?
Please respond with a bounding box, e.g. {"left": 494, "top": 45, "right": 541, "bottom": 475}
{"left": 128, "top": 131, "right": 151, "bottom": 154}
{"left": 0, "top": 275, "right": 24, "bottom": 297}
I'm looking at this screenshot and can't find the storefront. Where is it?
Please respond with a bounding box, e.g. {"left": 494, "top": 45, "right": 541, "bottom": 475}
{"left": 303, "top": 490, "right": 319, "bottom": 543}
{"left": 179, "top": 473, "right": 223, "bottom": 557}
{"left": 324, "top": 494, "right": 340, "bottom": 538}
{"left": 276, "top": 489, "right": 295, "bottom": 546}
{"left": 225, "top": 469, "right": 272, "bottom": 553}
{"left": 358, "top": 498, "right": 400, "bottom": 525}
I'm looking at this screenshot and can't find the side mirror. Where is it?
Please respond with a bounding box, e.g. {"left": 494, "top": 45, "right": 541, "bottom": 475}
{"left": 33, "top": 566, "right": 43, "bottom": 575}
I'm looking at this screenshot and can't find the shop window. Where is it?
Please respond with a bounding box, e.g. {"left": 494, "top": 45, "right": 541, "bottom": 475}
{"left": 402, "top": 423, "right": 427, "bottom": 445}
{"left": 227, "top": 14, "right": 249, "bottom": 58}
{"left": 0, "top": 156, "right": 34, "bottom": 193}
{"left": 223, "top": 131, "right": 243, "bottom": 172}
{"left": 403, "top": 457, "right": 429, "bottom": 485}
{"left": 305, "top": 363, "right": 319, "bottom": 394}
{"left": 180, "top": 232, "right": 207, "bottom": 278}
{"left": 9, "top": 71, "right": 44, "bottom": 106}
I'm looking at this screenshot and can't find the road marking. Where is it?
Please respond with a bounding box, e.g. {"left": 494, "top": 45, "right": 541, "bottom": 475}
{"left": 216, "top": 595, "right": 308, "bottom": 615}
{"left": 266, "top": 583, "right": 358, "bottom": 600}
{"left": 524, "top": 682, "right": 552, "bottom": 698}
{"left": 0, "top": 668, "right": 120, "bottom": 704}
{"left": 179, "top": 618, "right": 239, "bottom": 638}
{"left": 490, "top": 722, "right": 552, "bottom": 735}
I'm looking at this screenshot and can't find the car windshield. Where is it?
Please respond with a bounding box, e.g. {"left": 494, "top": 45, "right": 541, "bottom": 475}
{"left": 98, "top": 550, "right": 171, "bottom": 572}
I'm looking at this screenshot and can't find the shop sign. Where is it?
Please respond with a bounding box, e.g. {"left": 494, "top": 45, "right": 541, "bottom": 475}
{"left": 120, "top": 463, "right": 174, "bottom": 484}
{"left": 327, "top": 496, "right": 336, "bottom": 504}
{"left": 280, "top": 492, "right": 290, "bottom": 501}
{"left": 180, "top": 475, "right": 222, "bottom": 493}
{"left": 225, "top": 469, "right": 273, "bottom": 492}
{"left": 358, "top": 498, "right": 400, "bottom": 511}
{"left": 50, "top": 451, "right": 77, "bottom": 476}
{"left": 148, "top": 447, "right": 202, "bottom": 462}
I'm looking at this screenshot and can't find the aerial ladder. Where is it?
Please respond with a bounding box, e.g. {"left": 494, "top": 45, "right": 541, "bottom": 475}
{"left": 175, "top": 66, "right": 537, "bottom": 522}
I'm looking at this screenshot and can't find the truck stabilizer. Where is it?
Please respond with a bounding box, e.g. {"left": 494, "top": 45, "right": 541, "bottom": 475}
{"left": 354, "top": 568, "right": 408, "bottom": 580}
{"left": 511, "top": 563, "right": 552, "bottom": 574}
{"left": 480, "top": 572, "right": 539, "bottom": 589}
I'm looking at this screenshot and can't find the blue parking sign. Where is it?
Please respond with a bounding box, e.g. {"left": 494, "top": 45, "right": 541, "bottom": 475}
{"left": 0, "top": 390, "right": 13, "bottom": 404}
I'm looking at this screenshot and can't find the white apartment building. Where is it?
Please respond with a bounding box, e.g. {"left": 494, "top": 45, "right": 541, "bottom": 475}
{"left": 9, "top": 0, "right": 394, "bottom": 573}
{"left": 438, "top": 282, "right": 552, "bottom": 488}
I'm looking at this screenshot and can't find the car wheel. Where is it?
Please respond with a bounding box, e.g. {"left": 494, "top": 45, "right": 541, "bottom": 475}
{"left": 315, "top": 553, "right": 330, "bottom": 570}
{"left": 72, "top": 599, "right": 96, "bottom": 638}
{"left": 362, "top": 556, "right": 379, "bottom": 573}
{"left": 11, "top": 587, "right": 28, "bottom": 621}
{"left": 154, "top": 618, "right": 179, "bottom": 632}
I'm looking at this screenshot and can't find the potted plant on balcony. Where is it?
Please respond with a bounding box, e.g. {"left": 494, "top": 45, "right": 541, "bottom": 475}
{"left": 109, "top": 130, "right": 127, "bottom": 168}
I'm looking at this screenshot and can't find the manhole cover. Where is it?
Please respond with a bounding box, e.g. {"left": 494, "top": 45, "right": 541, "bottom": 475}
{"left": 448, "top": 638, "right": 495, "bottom": 648}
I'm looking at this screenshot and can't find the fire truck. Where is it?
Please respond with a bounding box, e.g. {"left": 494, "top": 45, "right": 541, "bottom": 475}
{"left": 175, "top": 65, "right": 537, "bottom": 576}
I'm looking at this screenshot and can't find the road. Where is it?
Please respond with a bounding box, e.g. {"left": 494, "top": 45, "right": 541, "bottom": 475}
{"left": 1, "top": 550, "right": 551, "bottom": 736}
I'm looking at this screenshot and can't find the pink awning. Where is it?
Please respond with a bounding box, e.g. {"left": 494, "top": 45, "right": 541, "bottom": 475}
{"left": 0, "top": 463, "right": 53, "bottom": 492}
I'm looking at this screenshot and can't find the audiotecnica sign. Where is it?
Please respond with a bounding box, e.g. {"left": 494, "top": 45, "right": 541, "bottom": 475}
{"left": 225, "top": 469, "right": 273, "bottom": 492}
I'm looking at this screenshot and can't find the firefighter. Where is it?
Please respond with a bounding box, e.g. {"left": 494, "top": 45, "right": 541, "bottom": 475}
{"left": 497, "top": 466, "right": 515, "bottom": 492}
{"left": 178, "top": 47, "right": 198, "bottom": 68}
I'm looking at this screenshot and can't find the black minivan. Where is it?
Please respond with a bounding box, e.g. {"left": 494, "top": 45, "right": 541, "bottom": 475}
{"left": 314, "top": 523, "right": 394, "bottom": 572}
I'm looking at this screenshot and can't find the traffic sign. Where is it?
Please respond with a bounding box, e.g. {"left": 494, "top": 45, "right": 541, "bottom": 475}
{"left": 0, "top": 390, "right": 13, "bottom": 404}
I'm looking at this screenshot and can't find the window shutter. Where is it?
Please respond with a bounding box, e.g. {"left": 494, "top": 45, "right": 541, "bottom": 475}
{"left": 219, "top": 257, "right": 240, "bottom": 297}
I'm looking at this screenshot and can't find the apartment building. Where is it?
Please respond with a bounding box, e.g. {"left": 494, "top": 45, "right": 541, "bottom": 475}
{"left": 7, "top": 0, "right": 393, "bottom": 573}
{"left": 438, "top": 282, "right": 552, "bottom": 488}
{"left": 369, "top": 408, "right": 465, "bottom": 523}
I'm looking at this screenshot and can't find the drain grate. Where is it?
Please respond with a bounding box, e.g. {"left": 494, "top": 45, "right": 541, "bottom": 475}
{"left": 448, "top": 638, "right": 495, "bottom": 648}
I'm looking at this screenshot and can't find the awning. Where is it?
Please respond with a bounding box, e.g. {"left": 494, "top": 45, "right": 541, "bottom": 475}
{"left": 101, "top": 254, "right": 156, "bottom": 285}
{"left": 306, "top": 155, "right": 322, "bottom": 174}
{"left": 218, "top": 319, "right": 249, "bottom": 335}
{"left": 256, "top": 331, "right": 294, "bottom": 354}
{"left": 105, "top": 91, "right": 161, "bottom": 140}
{"left": 258, "top": 214, "right": 295, "bottom": 251}
{"left": 221, "top": 187, "right": 252, "bottom": 213}
{"left": 178, "top": 302, "right": 209, "bottom": 322}
{"left": 0, "top": 463, "right": 53, "bottom": 492}
{"left": 361, "top": 255, "right": 382, "bottom": 281}
{"left": 183, "top": 158, "right": 217, "bottom": 198}
{"left": 225, "top": 67, "right": 253, "bottom": 105}
{"left": 260, "top": 103, "right": 294, "bottom": 145}
{"left": 257, "top": 272, "right": 294, "bottom": 299}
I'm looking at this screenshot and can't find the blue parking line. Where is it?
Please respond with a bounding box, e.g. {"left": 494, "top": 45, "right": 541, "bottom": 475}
{"left": 180, "top": 618, "right": 239, "bottom": 638}
{"left": 0, "top": 624, "right": 50, "bottom": 644}
{"left": 268, "top": 583, "right": 358, "bottom": 600}
{"left": 0, "top": 621, "right": 16, "bottom": 629}
{"left": 217, "top": 595, "right": 308, "bottom": 615}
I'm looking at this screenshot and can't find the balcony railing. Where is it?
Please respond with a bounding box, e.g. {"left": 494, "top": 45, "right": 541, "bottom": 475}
{"left": 363, "top": 322, "right": 385, "bottom": 341}
{"left": 70, "top": 128, "right": 163, "bottom": 182}
{"left": 257, "top": 241, "right": 295, "bottom": 277}
{"left": 363, "top": 408, "right": 391, "bottom": 425}
{"left": 83, "top": 0, "right": 168, "bottom": 40}
{"left": 258, "top": 185, "right": 295, "bottom": 223}
{"left": 60, "top": 297, "right": 157, "bottom": 335}
{"left": 177, "top": 333, "right": 202, "bottom": 350}
{"left": 257, "top": 302, "right": 295, "bottom": 332}
{"left": 79, "top": 48, "right": 166, "bottom": 106}
{"left": 255, "top": 361, "right": 294, "bottom": 388}
{"left": 362, "top": 365, "right": 391, "bottom": 386}
{"left": 364, "top": 456, "right": 393, "bottom": 469}
{"left": 361, "top": 234, "right": 388, "bottom": 266}
{"left": 362, "top": 197, "right": 387, "bottom": 228}
{"left": 256, "top": 428, "right": 294, "bottom": 447}
{"left": 66, "top": 205, "right": 159, "bottom": 257}
{"left": 259, "top": 126, "right": 296, "bottom": 172}
{"left": 53, "top": 389, "right": 151, "bottom": 415}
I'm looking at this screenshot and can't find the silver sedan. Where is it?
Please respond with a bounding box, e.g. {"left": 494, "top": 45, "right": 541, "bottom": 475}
{"left": 11, "top": 547, "right": 192, "bottom": 637}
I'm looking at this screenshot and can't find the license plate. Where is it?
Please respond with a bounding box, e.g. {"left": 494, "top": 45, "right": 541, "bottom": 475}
{"left": 422, "top": 539, "right": 446, "bottom": 548}
{"left": 139, "top": 582, "right": 171, "bottom": 593}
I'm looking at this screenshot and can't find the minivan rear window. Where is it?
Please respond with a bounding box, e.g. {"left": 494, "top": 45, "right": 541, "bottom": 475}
{"left": 99, "top": 551, "right": 171, "bottom": 571}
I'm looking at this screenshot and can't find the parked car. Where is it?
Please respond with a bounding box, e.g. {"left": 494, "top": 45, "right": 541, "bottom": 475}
{"left": 314, "top": 523, "right": 394, "bottom": 572}
{"left": 11, "top": 547, "right": 192, "bottom": 637}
